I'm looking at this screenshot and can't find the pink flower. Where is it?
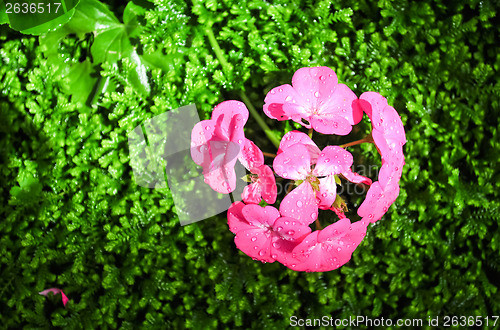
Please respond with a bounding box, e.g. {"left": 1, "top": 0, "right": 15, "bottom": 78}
{"left": 273, "top": 139, "right": 354, "bottom": 212}
{"left": 357, "top": 181, "right": 400, "bottom": 223}
{"left": 191, "top": 101, "right": 249, "bottom": 193}
{"left": 39, "top": 288, "right": 69, "bottom": 307}
{"left": 289, "top": 218, "right": 368, "bottom": 272}
{"left": 239, "top": 139, "right": 277, "bottom": 204}
{"left": 356, "top": 92, "right": 406, "bottom": 189}
{"left": 264, "top": 67, "right": 362, "bottom": 135}
{"left": 227, "top": 202, "right": 311, "bottom": 263}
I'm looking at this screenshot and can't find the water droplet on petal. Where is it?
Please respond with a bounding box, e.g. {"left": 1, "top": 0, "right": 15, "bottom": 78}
{"left": 284, "top": 220, "right": 289, "bottom": 225}
{"left": 251, "top": 237, "right": 257, "bottom": 242}
{"left": 283, "top": 172, "right": 288, "bottom": 177}
{"left": 310, "top": 212, "right": 317, "bottom": 219}
{"left": 259, "top": 250, "right": 265, "bottom": 256}
{"left": 337, "top": 247, "right": 342, "bottom": 251}
{"left": 319, "top": 75, "right": 326, "bottom": 81}
{"left": 285, "top": 96, "right": 292, "bottom": 102}
{"left": 276, "top": 226, "right": 283, "bottom": 232}
{"left": 271, "top": 254, "right": 277, "bottom": 259}
{"left": 324, "top": 158, "right": 330, "bottom": 163}
{"left": 314, "top": 91, "right": 320, "bottom": 98}
{"left": 254, "top": 246, "right": 258, "bottom": 250}
{"left": 287, "top": 230, "right": 295, "bottom": 236}
{"left": 296, "top": 201, "right": 303, "bottom": 207}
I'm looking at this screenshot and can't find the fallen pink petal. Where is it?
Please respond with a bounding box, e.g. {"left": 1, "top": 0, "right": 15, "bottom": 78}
{"left": 39, "top": 288, "right": 69, "bottom": 307}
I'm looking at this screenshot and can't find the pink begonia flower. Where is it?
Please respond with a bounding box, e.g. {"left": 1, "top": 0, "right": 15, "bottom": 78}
{"left": 191, "top": 101, "right": 249, "bottom": 193}
{"left": 239, "top": 139, "right": 277, "bottom": 204}
{"left": 227, "top": 202, "right": 311, "bottom": 263}
{"left": 39, "top": 288, "right": 69, "bottom": 307}
{"left": 356, "top": 92, "right": 406, "bottom": 189}
{"left": 274, "top": 142, "right": 354, "bottom": 212}
{"left": 289, "top": 218, "right": 368, "bottom": 272}
{"left": 263, "top": 67, "right": 362, "bottom": 135}
{"left": 357, "top": 181, "right": 400, "bottom": 223}
{"left": 277, "top": 130, "right": 321, "bottom": 162}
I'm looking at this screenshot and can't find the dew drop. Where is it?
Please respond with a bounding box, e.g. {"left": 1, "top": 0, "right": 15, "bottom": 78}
{"left": 310, "top": 212, "right": 317, "bottom": 219}
{"left": 321, "top": 193, "right": 327, "bottom": 197}
{"left": 285, "top": 96, "right": 292, "bottom": 102}
{"left": 259, "top": 250, "right": 265, "bottom": 256}
{"left": 287, "top": 230, "right": 295, "bottom": 236}
{"left": 296, "top": 201, "right": 303, "bottom": 207}
{"left": 254, "top": 246, "right": 258, "bottom": 250}
{"left": 271, "top": 254, "right": 277, "bottom": 259}
{"left": 251, "top": 237, "right": 257, "bottom": 242}
{"left": 272, "top": 242, "right": 280, "bottom": 248}
{"left": 276, "top": 226, "right": 283, "bottom": 231}
{"left": 324, "top": 158, "right": 330, "bottom": 163}
{"left": 314, "top": 91, "right": 320, "bottom": 98}
{"left": 284, "top": 220, "right": 289, "bottom": 225}
{"left": 204, "top": 126, "right": 210, "bottom": 130}
{"left": 337, "top": 247, "right": 342, "bottom": 251}
{"left": 319, "top": 75, "right": 326, "bottom": 81}
{"left": 238, "top": 139, "right": 243, "bottom": 144}
{"left": 283, "top": 172, "right": 288, "bottom": 176}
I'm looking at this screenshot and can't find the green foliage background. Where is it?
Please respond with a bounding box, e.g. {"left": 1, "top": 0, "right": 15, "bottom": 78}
{"left": 1, "top": 0, "right": 499, "bottom": 328}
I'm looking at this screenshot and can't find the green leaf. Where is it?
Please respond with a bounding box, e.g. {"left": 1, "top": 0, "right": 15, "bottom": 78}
{"left": 3, "top": 0, "right": 79, "bottom": 35}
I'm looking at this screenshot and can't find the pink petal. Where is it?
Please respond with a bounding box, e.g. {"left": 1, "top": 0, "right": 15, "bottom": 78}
{"left": 341, "top": 168, "right": 372, "bottom": 185}
{"left": 227, "top": 201, "right": 253, "bottom": 234}
{"left": 273, "top": 217, "right": 311, "bottom": 242}
{"left": 358, "top": 181, "right": 400, "bottom": 223}
{"left": 273, "top": 144, "right": 311, "bottom": 180}
{"left": 239, "top": 138, "right": 264, "bottom": 170}
{"left": 277, "top": 130, "right": 321, "bottom": 162}
{"left": 234, "top": 227, "right": 274, "bottom": 263}
{"left": 212, "top": 100, "right": 249, "bottom": 126}
{"left": 291, "top": 67, "right": 338, "bottom": 106}
{"left": 358, "top": 92, "right": 387, "bottom": 120}
{"left": 242, "top": 182, "right": 262, "bottom": 205}
{"left": 263, "top": 84, "right": 302, "bottom": 120}
{"left": 313, "top": 146, "right": 353, "bottom": 177}
{"left": 279, "top": 182, "right": 318, "bottom": 225}
{"left": 39, "top": 288, "right": 69, "bottom": 307}
{"left": 320, "top": 83, "right": 361, "bottom": 125}
{"left": 378, "top": 151, "right": 405, "bottom": 189}
{"left": 256, "top": 165, "right": 277, "bottom": 204}
{"left": 317, "top": 176, "right": 337, "bottom": 210}
{"left": 242, "top": 204, "right": 280, "bottom": 227}
{"left": 203, "top": 140, "right": 240, "bottom": 193}
{"left": 233, "top": 204, "right": 281, "bottom": 263}
{"left": 282, "top": 102, "right": 311, "bottom": 127}
{"left": 190, "top": 120, "right": 214, "bottom": 167}
{"left": 310, "top": 114, "right": 352, "bottom": 135}
{"left": 291, "top": 219, "right": 367, "bottom": 272}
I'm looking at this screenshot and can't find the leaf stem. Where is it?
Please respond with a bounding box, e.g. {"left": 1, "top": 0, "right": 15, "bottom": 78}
{"left": 205, "top": 24, "right": 280, "bottom": 149}
{"left": 205, "top": 25, "right": 231, "bottom": 73}
{"left": 308, "top": 128, "right": 313, "bottom": 139}
{"left": 340, "top": 133, "right": 374, "bottom": 148}
{"left": 240, "top": 92, "right": 280, "bottom": 149}
{"left": 262, "top": 152, "right": 276, "bottom": 158}
{"left": 315, "top": 219, "right": 323, "bottom": 230}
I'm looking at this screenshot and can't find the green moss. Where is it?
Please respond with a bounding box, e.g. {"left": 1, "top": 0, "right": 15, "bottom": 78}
{"left": 0, "top": 0, "right": 499, "bottom": 328}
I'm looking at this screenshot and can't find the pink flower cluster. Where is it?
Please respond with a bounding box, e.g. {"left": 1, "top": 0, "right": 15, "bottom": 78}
{"left": 191, "top": 67, "right": 406, "bottom": 272}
